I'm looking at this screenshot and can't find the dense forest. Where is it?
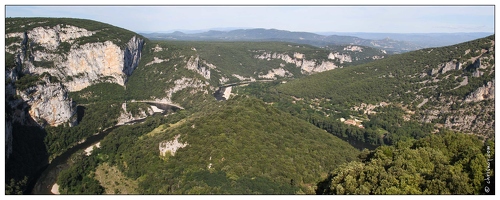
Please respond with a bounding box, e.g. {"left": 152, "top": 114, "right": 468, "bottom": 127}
{"left": 56, "top": 97, "right": 360, "bottom": 194}
{"left": 317, "top": 132, "right": 494, "bottom": 194}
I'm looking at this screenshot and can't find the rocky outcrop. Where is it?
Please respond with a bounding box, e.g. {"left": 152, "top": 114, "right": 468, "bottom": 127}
{"left": 165, "top": 77, "right": 209, "bottom": 100}
{"left": 7, "top": 26, "right": 144, "bottom": 92}
{"left": 343, "top": 45, "right": 363, "bottom": 52}
{"left": 222, "top": 87, "right": 232, "bottom": 100}
{"left": 145, "top": 57, "right": 169, "bottom": 66}
{"left": 28, "top": 25, "right": 96, "bottom": 49}
{"left": 159, "top": 135, "right": 188, "bottom": 156}
{"left": 63, "top": 36, "right": 144, "bottom": 91}
{"left": 62, "top": 41, "right": 127, "bottom": 91}
{"left": 6, "top": 24, "right": 145, "bottom": 128}
{"left": 472, "top": 69, "right": 484, "bottom": 78}
{"left": 441, "top": 101, "right": 495, "bottom": 136}
{"left": 440, "top": 61, "right": 462, "bottom": 74}
{"left": 255, "top": 52, "right": 340, "bottom": 74}
{"left": 123, "top": 36, "right": 144, "bottom": 76}
{"left": 328, "top": 52, "right": 352, "bottom": 64}
{"left": 433, "top": 60, "right": 462, "bottom": 75}
{"left": 152, "top": 44, "right": 165, "bottom": 52}
{"left": 259, "top": 68, "right": 291, "bottom": 79}
{"left": 186, "top": 56, "right": 211, "bottom": 79}
{"left": 116, "top": 103, "right": 154, "bottom": 125}
{"left": 17, "top": 80, "right": 76, "bottom": 127}
{"left": 308, "top": 61, "right": 339, "bottom": 73}
{"left": 464, "top": 79, "right": 495, "bottom": 102}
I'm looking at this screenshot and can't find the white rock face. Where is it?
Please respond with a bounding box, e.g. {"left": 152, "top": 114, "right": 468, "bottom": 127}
{"left": 8, "top": 27, "right": 144, "bottom": 92}
{"left": 186, "top": 56, "right": 211, "bottom": 79}
{"left": 439, "top": 61, "right": 462, "bottom": 74}
{"left": 27, "top": 25, "right": 97, "bottom": 49}
{"left": 17, "top": 81, "right": 75, "bottom": 127}
{"left": 294, "top": 52, "right": 305, "bottom": 59}
{"left": 63, "top": 41, "right": 125, "bottom": 91}
{"left": 58, "top": 25, "right": 96, "bottom": 43}
{"left": 6, "top": 24, "right": 144, "bottom": 128}
{"left": 159, "top": 135, "right": 188, "bottom": 156}
{"left": 255, "top": 52, "right": 340, "bottom": 74}
{"left": 344, "top": 45, "right": 363, "bottom": 52}
{"left": 51, "top": 183, "right": 60, "bottom": 195}
{"left": 259, "top": 68, "right": 291, "bottom": 79}
{"left": 152, "top": 44, "right": 164, "bottom": 52}
{"left": 219, "top": 76, "right": 230, "bottom": 84}
{"left": 84, "top": 142, "right": 101, "bottom": 156}
{"left": 150, "top": 105, "right": 164, "bottom": 113}
{"left": 27, "top": 27, "right": 61, "bottom": 50}
{"left": 313, "top": 61, "right": 339, "bottom": 73}
{"left": 222, "top": 86, "right": 232, "bottom": 100}
{"left": 464, "top": 79, "right": 495, "bottom": 102}
{"left": 328, "top": 52, "right": 352, "bottom": 63}
{"left": 145, "top": 57, "right": 169, "bottom": 66}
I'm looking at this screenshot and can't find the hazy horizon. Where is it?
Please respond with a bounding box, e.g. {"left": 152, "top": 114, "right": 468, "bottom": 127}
{"left": 139, "top": 27, "right": 494, "bottom": 35}
{"left": 5, "top": 5, "right": 495, "bottom": 34}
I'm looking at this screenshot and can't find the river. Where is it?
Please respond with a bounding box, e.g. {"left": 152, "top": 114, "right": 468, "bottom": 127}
{"left": 29, "top": 107, "right": 178, "bottom": 194}
{"left": 30, "top": 121, "right": 134, "bottom": 194}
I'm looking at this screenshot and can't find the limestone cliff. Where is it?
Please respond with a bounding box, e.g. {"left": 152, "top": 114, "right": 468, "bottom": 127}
{"left": 7, "top": 24, "right": 144, "bottom": 91}
{"left": 5, "top": 23, "right": 144, "bottom": 128}
{"left": 186, "top": 56, "right": 211, "bottom": 79}
{"left": 17, "top": 78, "right": 76, "bottom": 127}
{"left": 255, "top": 51, "right": 340, "bottom": 74}
{"left": 464, "top": 79, "right": 495, "bottom": 102}
{"left": 328, "top": 52, "right": 352, "bottom": 64}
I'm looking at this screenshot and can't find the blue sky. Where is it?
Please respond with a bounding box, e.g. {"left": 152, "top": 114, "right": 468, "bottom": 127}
{"left": 5, "top": 4, "right": 495, "bottom": 33}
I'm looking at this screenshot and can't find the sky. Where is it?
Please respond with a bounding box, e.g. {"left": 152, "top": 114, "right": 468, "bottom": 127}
{"left": 4, "top": 3, "right": 496, "bottom": 34}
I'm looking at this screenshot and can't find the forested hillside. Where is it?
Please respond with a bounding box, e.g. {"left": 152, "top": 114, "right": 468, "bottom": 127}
{"left": 317, "top": 132, "right": 494, "bottom": 194}
{"left": 125, "top": 40, "right": 387, "bottom": 105}
{"left": 238, "top": 35, "right": 494, "bottom": 147}
{"left": 56, "top": 97, "right": 360, "bottom": 194}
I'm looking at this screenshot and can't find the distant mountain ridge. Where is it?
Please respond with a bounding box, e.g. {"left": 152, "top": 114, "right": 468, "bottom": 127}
{"left": 140, "top": 28, "right": 422, "bottom": 54}
{"left": 316, "top": 32, "right": 493, "bottom": 48}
